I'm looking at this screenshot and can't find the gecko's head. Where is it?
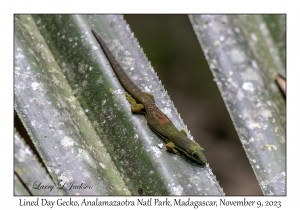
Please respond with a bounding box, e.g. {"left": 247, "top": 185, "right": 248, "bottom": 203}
{"left": 188, "top": 143, "right": 206, "bottom": 165}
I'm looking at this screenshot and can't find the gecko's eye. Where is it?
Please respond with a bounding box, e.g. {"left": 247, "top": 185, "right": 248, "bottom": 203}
{"left": 192, "top": 152, "right": 199, "bottom": 159}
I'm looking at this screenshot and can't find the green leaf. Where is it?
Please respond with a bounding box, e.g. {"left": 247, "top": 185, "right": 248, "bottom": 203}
{"left": 14, "top": 130, "right": 64, "bottom": 195}
{"left": 189, "top": 14, "right": 286, "bottom": 195}
{"left": 15, "top": 14, "right": 130, "bottom": 195}
{"left": 14, "top": 14, "right": 223, "bottom": 195}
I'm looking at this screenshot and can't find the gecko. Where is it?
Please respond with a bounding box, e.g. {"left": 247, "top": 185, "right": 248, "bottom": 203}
{"left": 91, "top": 29, "right": 206, "bottom": 165}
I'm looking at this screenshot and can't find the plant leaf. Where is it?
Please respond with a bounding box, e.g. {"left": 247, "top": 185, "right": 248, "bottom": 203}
{"left": 15, "top": 14, "right": 130, "bottom": 195}
{"left": 189, "top": 14, "right": 286, "bottom": 195}
{"left": 14, "top": 130, "right": 64, "bottom": 195}
{"left": 15, "top": 14, "right": 223, "bottom": 195}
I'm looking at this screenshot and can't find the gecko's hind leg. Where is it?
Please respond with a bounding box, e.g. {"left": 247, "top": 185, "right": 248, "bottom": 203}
{"left": 125, "top": 92, "right": 144, "bottom": 113}
{"left": 143, "top": 92, "right": 155, "bottom": 103}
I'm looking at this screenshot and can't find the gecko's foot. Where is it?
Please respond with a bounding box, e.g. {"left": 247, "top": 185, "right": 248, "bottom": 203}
{"left": 125, "top": 92, "right": 145, "bottom": 113}
{"left": 166, "top": 142, "right": 180, "bottom": 154}
{"left": 143, "top": 92, "right": 155, "bottom": 102}
{"left": 180, "top": 129, "right": 187, "bottom": 137}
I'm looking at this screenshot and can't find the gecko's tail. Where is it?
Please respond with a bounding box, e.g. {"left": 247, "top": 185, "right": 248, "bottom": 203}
{"left": 91, "top": 29, "right": 146, "bottom": 103}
